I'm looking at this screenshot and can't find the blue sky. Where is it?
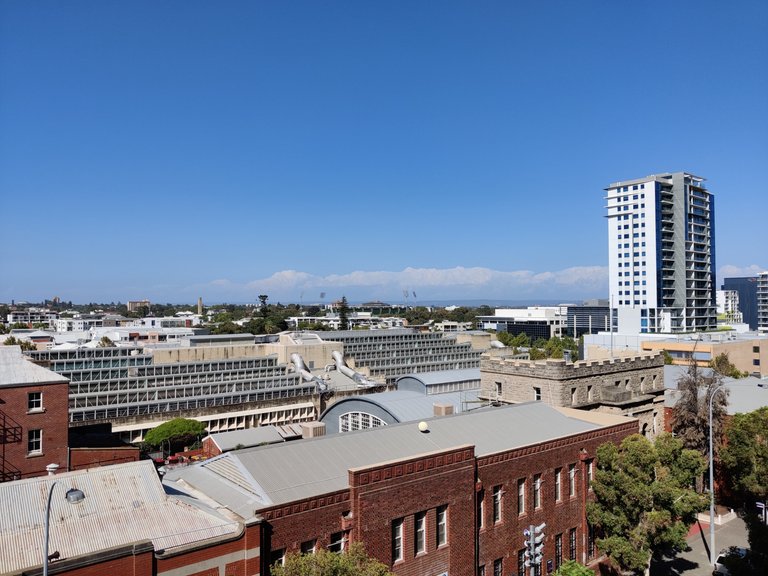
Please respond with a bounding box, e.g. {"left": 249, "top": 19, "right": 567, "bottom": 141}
{"left": 1, "top": 1, "right": 766, "bottom": 305}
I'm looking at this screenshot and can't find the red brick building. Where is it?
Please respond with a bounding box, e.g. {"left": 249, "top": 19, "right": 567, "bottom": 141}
{"left": 165, "top": 402, "right": 637, "bottom": 575}
{"left": 0, "top": 346, "right": 70, "bottom": 481}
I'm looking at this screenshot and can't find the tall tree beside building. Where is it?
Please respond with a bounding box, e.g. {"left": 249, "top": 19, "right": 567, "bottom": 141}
{"left": 587, "top": 434, "right": 706, "bottom": 575}
{"left": 339, "top": 296, "right": 350, "bottom": 330}
{"left": 671, "top": 362, "right": 728, "bottom": 467}
{"left": 720, "top": 407, "right": 768, "bottom": 506}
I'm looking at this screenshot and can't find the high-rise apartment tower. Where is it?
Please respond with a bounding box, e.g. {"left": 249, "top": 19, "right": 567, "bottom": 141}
{"left": 605, "top": 172, "right": 716, "bottom": 333}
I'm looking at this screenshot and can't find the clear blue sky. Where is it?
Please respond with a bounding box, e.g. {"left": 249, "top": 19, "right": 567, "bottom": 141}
{"left": 1, "top": 1, "right": 766, "bottom": 305}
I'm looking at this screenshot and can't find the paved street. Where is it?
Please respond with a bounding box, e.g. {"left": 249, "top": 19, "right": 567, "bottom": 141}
{"left": 650, "top": 515, "right": 750, "bottom": 576}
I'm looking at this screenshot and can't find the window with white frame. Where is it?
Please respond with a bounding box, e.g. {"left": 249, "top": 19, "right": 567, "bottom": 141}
{"left": 517, "top": 478, "right": 525, "bottom": 515}
{"left": 27, "top": 429, "right": 42, "bottom": 454}
{"left": 587, "top": 460, "right": 593, "bottom": 491}
{"left": 300, "top": 539, "right": 316, "bottom": 554}
{"left": 436, "top": 505, "right": 448, "bottom": 547}
{"left": 415, "top": 511, "right": 426, "bottom": 554}
{"left": 339, "top": 411, "right": 386, "bottom": 432}
{"left": 329, "top": 530, "right": 349, "bottom": 553}
{"left": 554, "top": 468, "right": 562, "bottom": 501}
{"left": 28, "top": 392, "right": 42, "bottom": 412}
{"left": 392, "top": 518, "right": 404, "bottom": 562}
{"left": 493, "top": 485, "right": 503, "bottom": 523}
{"left": 533, "top": 474, "right": 542, "bottom": 509}
{"left": 568, "top": 464, "right": 576, "bottom": 497}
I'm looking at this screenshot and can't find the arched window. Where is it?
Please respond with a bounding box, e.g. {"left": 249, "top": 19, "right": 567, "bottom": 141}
{"left": 339, "top": 411, "right": 386, "bottom": 432}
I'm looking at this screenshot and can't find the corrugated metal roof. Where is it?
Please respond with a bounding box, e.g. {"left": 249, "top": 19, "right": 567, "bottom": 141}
{"left": 395, "top": 368, "right": 480, "bottom": 386}
{"left": 0, "top": 460, "right": 240, "bottom": 574}
{"left": 209, "top": 426, "right": 286, "bottom": 451}
{"left": 166, "top": 402, "right": 627, "bottom": 517}
{"left": 0, "top": 346, "right": 69, "bottom": 387}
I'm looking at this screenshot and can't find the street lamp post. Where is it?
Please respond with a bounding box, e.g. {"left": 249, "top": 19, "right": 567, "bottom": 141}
{"left": 708, "top": 383, "right": 727, "bottom": 566}
{"left": 43, "top": 481, "right": 85, "bottom": 576}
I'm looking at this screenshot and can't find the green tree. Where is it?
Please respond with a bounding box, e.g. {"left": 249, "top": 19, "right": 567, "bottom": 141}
{"left": 2, "top": 336, "right": 36, "bottom": 351}
{"left": 98, "top": 336, "right": 115, "bottom": 347}
{"left": 587, "top": 433, "right": 707, "bottom": 575}
{"left": 710, "top": 352, "right": 748, "bottom": 379}
{"left": 339, "top": 296, "right": 350, "bottom": 331}
{"left": 554, "top": 560, "right": 594, "bottom": 576}
{"left": 143, "top": 418, "right": 206, "bottom": 451}
{"left": 661, "top": 350, "right": 674, "bottom": 365}
{"left": 720, "top": 407, "right": 768, "bottom": 507}
{"left": 271, "top": 542, "right": 393, "bottom": 576}
{"left": 259, "top": 294, "right": 269, "bottom": 318}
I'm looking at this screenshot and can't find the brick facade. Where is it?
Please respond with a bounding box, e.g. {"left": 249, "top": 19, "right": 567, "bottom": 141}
{"left": 257, "top": 420, "right": 636, "bottom": 575}
{"left": 0, "top": 379, "right": 70, "bottom": 481}
{"left": 480, "top": 353, "right": 666, "bottom": 438}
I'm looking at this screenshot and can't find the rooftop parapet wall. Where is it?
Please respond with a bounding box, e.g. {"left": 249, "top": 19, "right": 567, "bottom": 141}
{"left": 480, "top": 352, "right": 664, "bottom": 380}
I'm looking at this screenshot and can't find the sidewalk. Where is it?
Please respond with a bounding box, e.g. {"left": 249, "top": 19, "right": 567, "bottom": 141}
{"left": 650, "top": 515, "right": 750, "bottom": 576}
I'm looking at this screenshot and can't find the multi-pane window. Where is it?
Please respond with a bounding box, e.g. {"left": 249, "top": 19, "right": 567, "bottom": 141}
{"left": 28, "top": 392, "right": 42, "bottom": 411}
{"left": 517, "top": 549, "right": 526, "bottom": 576}
{"left": 533, "top": 474, "right": 542, "bottom": 509}
{"left": 554, "top": 468, "right": 562, "bottom": 501}
{"left": 492, "top": 485, "right": 502, "bottom": 523}
{"left": 569, "top": 528, "right": 577, "bottom": 561}
{"left": 329, "top": 530, "right": 349, "bottom": 553}
{"left": 588, "top": 524, "right": 595, "bottom": 559}
{"left": 269, "top": 548, "right": 286, "bottom": 567}
{"left": 415, "top": 511, "right": 426, "bottom": 554}
{"left": 300, "top": 539, "right": 316, "bottom": 554}
{"left": 587, "top": 460, "right": 593, "bottom": 491}
{"left": 436, "top": 505, "right": 448, "bottom": 547}
{"left": 517, "top": 478, "right": 525, "bottom": 514}
{"left": 477, "top": 491, "right": 484, "bottom": 530}
{"left": 568, "top": 464, "right": 576, "bottom": 497}
{"left": 533, "top": 387, "right": 541, "bottom": 401}
{"left": 339, "top": 411, "right": 385, "bottom": 432}
{"left": 27, "top": 429, "right": 42, "bottom": 454}
{"left": 493, "top": 558, "right": 503, "bottom": 576}
{"left": 392, "top": 519, "right": 404, "bottom": 562}
{"left": 555, "top": 533, "right": 563, "bottom": 568}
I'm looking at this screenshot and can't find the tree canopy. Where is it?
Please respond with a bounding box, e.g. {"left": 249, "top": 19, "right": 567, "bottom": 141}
{"left": 587, "top": 433, "right": 707, "bottom": 575}
{"left": 271, "top": 542, "right": 393, "bottom": 576}
{"left": 671, "top": 362, "right": 728, "bottom": 464}
{"left": 710, "top": 352, "right": 749, "bottom": 379}
{"left": 720, "top": 406, "right": 768, "bottom": 506}
{"left": 143, "top": 418, "right": 206, "bottom": 450}
{"left": 554, "top": 560, "right": 594, "bottom": 576}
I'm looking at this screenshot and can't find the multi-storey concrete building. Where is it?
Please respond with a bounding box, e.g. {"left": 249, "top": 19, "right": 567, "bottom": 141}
{"left": 759, "top": 271, "right": 768, "bottom": 333}
{"left": 605, "top": 172, "right": 717, "bottom": 333}
{"left": 716, "top": 289, "right": 743, "bottom": 324}
{"left": 479, "top": 352, "right": 666, "bottom": 438}
{"left": 308, "top": 328, "right": 483, "bottom": 385}
{"left": 6, "top": 307, "right": 59, "bottom": 329}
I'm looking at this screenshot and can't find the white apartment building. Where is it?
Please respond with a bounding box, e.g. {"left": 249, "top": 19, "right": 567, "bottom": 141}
{"left": 605, "top": 172, "right": 717, "bottom": 333}
{"left": 716, "top": 290, "right": 743, "bottom": 324}
{"left": 759, "top": 271, "right": 768, "bottom": 333}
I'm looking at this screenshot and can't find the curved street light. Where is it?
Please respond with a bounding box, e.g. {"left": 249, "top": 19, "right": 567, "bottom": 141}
{"left": 43, "top": 481, "right": 85, "bottom": 576}
{"left": 708, "top": 382, "right": 727, "bottom": 566}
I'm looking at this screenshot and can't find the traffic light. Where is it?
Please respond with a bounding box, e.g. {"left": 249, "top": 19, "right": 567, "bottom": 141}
{"left": 523, "top": 523, "right": 546, "bottom": 571}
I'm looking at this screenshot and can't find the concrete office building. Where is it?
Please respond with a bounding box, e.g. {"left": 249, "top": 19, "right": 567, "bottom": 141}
{"left": 606, "top": 172, "right": 717, "bottom": 333}
{"left": 759, "top": 271, "right": 768, "bottom": 333}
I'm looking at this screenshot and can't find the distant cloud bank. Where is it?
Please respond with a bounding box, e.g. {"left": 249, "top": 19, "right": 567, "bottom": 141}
{"left": 191, "top": 265, "right": 610, "bottom": 304}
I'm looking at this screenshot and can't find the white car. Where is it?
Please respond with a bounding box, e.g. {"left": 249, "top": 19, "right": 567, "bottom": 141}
{"left": 712, "top": 546, "right": 748, "bottom": 576}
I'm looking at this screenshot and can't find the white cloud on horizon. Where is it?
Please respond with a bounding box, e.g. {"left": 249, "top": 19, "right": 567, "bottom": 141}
{"left": 717, "top": 263, "right": 767, "bottom": 278}
{"left": 190, "top": 265, "right": 611, "bottom": 303}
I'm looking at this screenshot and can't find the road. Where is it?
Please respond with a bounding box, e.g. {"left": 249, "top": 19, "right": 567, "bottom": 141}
{"left": 650, "top": 516, "right": 750, "bottom": 575}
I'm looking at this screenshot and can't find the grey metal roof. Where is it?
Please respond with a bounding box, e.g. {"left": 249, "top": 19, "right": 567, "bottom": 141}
{"left": 665, "top": 375, "right": 768, "bottom": 414}
{"left": 165, "top": 402, "right": 628, "bottom": 518}
{"left": 319, "top": 389, "right": 481, "bottom": 425}
{"left": 208, "top": 425, "right": 298, "bottom": 452}
{"left": 0, "top": 346, "right": 69, "bottom": 387}
{"left": 0, "top": 460, "right": 241, "bottom": 574}
{"left": 396, "top": 368, "right": 480, "bottom": 386}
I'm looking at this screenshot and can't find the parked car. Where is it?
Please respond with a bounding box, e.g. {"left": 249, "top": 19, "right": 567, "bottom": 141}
{"left": 713, "top": 546, "right": 748, "bottom": 576}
